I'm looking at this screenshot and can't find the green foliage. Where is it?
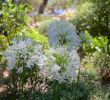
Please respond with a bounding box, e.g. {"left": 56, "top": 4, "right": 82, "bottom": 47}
{"left": 19, "top": 0, "right": 42, "bottom": 11}
{"left": 0, "top": 0, "right": 110, "bottom": 99}
{"left": 81, "top": 54, "right": 110, "bottom": 99}
{"left": 36, "top": 15, "right": 52, "bottom": 22}
{"left": 71, "top": 1, "right": 95, "bottom": 33}
{"left": 0, "top": 0, "right": 30, "bottom": 35}
{"left": 21, "top": 28, "right": 49, "bottom": 49}
{"left": 38, "top": 19, "right": 54, "bottom": 35}
{"left": 13, "top": 81, "right": 92, "bottom": 100}
{"left": 81, "top": 49, "right": 110, "bottom": 93}
{"left": 0, "top": 0, "right": 30, "bottom": 51}
{"left": 0, "top": 35, "right": 8, "bottom": 50}
{"left": 80, "top": 30, "right": 108, "bottom": 54}
{"left": 71, "top": 0, "right": 110, "bottom": 38}
{"left": 93, "top": 50, "right": 110, "bottom": 69}
{"left": 80, "top": 30, "right": 110, "bottom": 82}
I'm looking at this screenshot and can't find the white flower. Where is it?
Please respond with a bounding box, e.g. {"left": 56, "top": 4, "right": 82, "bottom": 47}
{"left": 4, "top": 51, "right": 16, "bottom": 70}
{"left": 47, "top": 46, "right": 80, "bottom": 83}
{"left": 48, "top": 20, "right": 81, "bottom": 49}
{"left": 51, "top": 64, "right": 60, "bottom": 72}
{"left": 4, "top": 36, "right": 80, "bottom": 84}
{"left": 4, "top": 38, "right": 47, "bottom": 71}
{"left": 27, "top": 54, "right": 47, "bottom": 69}
{"left": 17, "top": 67, "right": 23, "bottom": 73}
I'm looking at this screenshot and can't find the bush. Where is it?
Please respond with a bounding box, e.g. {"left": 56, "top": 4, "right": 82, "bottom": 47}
{"left": 80, "top": 30, "right": 110, "bottom": 83}
{"left": 83, "top": 48, "right": 110, "bottom": 84}
{"left": 80, "top": 30, "right": 108, "bottom": 54}
{"left": 38, "top": 19, "right": 54, "bottom": 35}
{"left": 18, "top": 28, "right": 49, "bottom": 49}
{"left": 0, "top": 0, "right": 30, "bottom": 36}
{"left": 0, "top": 0, "right": 30, "bottom": 51}
{"left": 71, "top": 1, "right": 95, "bottom": 33}
{"left": 71, "top": 0, "right": 110, "bottom": 38}
{"left": 80, "top": 30, "right": 110, "bottom": 82}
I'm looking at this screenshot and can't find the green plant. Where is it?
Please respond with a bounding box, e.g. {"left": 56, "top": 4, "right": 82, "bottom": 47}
{"left": 0, "top": 0, "right": 30, "bottom": 51}
{"left": 1, "top": 40, "right": 81, "bottom": 99}
{"left": 80, "top": 30, "right": 108, "bottom": 54}
{"left": 48, "top": 20, "right": 80, "bottom": 49}
{"left": 81, "top": 42, "right": 110, "bottom": 83}
{"left": 91, "top": 50, "right": 110, "bottom": 84}
{"left": 71, "top": 1, "right": 95, "bottom": 32}
{"left": 21, "top": 28, "right": 49, "bottom": 49}
{"left": 38, "top": 19, "right": 54, "bottom": 35}
{"left": 92, "top": 50, "right": 110, "bottom": 75}
{"left": 71, "top": 0, "right": 110, "bottom": 38}
{"left": 1, "top": 36, "right": 48, "bottom": 99}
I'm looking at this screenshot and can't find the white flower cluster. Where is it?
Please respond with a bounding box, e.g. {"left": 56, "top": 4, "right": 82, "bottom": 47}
{"left": 47, "top": 46, "right": 80, "bottom": 83}
{"left": 4, "top": 38, "right": 80, "bottom": 83}
{"left": 4, "top": 38, "right": 47, "bottom": 73}
{"left": 48, "top": 20, "right": 81, "bottom": 49}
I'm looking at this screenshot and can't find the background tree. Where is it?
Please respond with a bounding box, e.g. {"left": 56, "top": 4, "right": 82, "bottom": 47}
{"left": 72, "top": 0, "right": 110, "bottom": 39}
{"left": 38, "top": 0, "right": 48, "bottom": 14}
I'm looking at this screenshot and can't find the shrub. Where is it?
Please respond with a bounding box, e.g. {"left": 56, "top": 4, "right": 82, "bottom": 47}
{"left": 0, "top": 0, "right": 30, "bottom": 36}
{"left": 80, "top": 30, "right": 108, "bottom": 54}
{"left": 80, "top": 30, "right": 110, "bottom": 83}
{"left": 90, "top": 49, "right": 110, "bottom": 83}
{"left": 19, "top": 28, "right": 49, "bottom": 49}
{"left": 93, "top": 51, "right": 110, "bottom": 70}
{"left": 0, "top": 0, "right": 30, "bottom": 51}
{"left": 38, "top": 19, "right": 54, "bottom": 35}
{"left": 71, "top": 1, "right": 95, "bottom": 32}
{"left": 80, "top": 30, "right": 110, "bottom": 82}
{"left": 71, "top": 0, "right": 110, "bottom": 38}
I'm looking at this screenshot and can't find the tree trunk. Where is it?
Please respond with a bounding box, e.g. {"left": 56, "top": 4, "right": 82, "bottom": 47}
{"left": 38, "top": 0, "right": 48, "bottom": 14}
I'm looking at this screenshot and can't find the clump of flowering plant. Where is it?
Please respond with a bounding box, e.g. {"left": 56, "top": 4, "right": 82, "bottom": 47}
{"left": 4, "top": 38, "right": 47, "bottom": 72}
{"left": 47, "top": 46, "right": 80, "bottom": 83}
{"left": 48, "top": 20, "right": 81, "bottom": 49}
{"left": 3, "top": 33, "right": 81, "bottom": 99}
{"left": 4, "top": 37, "right": 47, "bottom": 96}
{"left": 44, "top": 46, "right": 80, "bottom": 100}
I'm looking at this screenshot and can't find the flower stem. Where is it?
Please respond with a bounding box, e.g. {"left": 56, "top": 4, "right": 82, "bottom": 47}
{"left": 21, "top": 63, "right": 25, "bottom": 97}
{"left": 52, "top": 81, "right": 60, "bottom": 100}
{"left": 73, "top": 67, "right": 81, "bottom": 100}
